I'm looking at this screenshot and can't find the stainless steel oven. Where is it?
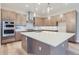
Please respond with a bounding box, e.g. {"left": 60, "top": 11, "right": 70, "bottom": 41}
{"left": 2, "top": 20, "right": 15, "bottom": 37}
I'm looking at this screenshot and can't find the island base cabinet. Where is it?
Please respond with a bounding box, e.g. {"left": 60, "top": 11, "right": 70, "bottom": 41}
{"left": 27, "top": 37, "right": 33, "bottom": 53}
{"left": 27, "top": 37, "right": 68, "bottom": 55}
{"left": 26, "top": 37, "right": 50, "bottom": 55}
{"left": 50, "top": 40, "right": 68, "bottom": 55}
{"left": 32, "top": 39, "right": 50, "bottom": 55}
{"left": 22, "top": 35, "right": 68, "bottom": 55}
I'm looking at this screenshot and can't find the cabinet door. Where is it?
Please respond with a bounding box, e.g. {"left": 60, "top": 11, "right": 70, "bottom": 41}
{"left": 35, "top": 17, "right": 45, "bottom": 26}
{"left": 32, "top": 39, "right": 50, "bottom": 55}
{"left": 21, "top": 35, "right": 27, "bottom": 52}
{"left": 64, "top": 11, "right": 76, "bottom": 33}
{"left": 49, "top": 16, "right": 57, "bottom": 26}
{"left": 35, "top": 17, "right": 58, "bottom": 26}
{"left": 35, "top": 17, "right": 40, "bottom": 26}
{"left": 2, "top": 9, "right": 8, "bottom": 19}
{"left": 1, "top": 37, "right": 15, "bottom": 44}
{"left": 2, "top": 9, "right": 16, "bottom": 20}
{"left": 15, "top": 32, "right": 21, "bottom": 41}
{"left": 16, "top": 14, "right": 26, "bottom": 25}
{"left": 21, "top": 15, "right": 26, "bottom": 25}
{"left": 16, "top": 14, "right": 20, "bottom": 25}
{"left": 44, "top": 19, "right": 50, "bottom": 26}
{"left": 8, "top": 11, "right": 16, "bottom": 20}
{"left": 44, "top": 16, "right": 59, "bottom": 26}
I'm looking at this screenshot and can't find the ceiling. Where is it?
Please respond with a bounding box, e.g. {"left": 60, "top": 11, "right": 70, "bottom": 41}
{"left": 1, "top": 3, "right": 79, "bottom": 17}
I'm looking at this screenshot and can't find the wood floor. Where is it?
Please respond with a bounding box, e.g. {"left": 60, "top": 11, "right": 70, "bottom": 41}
{"left": 68, "top": 42, "right": 79, "bottom": 55}
{"left": 0, "top": 41, "right": 79, "bottom": 55}
{"left": 0, "top": 41, "right": 27, "bottom": 55}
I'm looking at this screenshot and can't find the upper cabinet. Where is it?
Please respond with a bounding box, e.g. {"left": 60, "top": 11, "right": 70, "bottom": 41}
{"left": 34, "top": 10, "right": 76, "bottom": 33}
{"left": 1, "top": 9, "right": 17, "bottom": 20}
{"left": 34, "top": 17, "right": 45, "bottom": 26}
{"left": 51, "top": 16, "right": 59, "bottom": 26}
{"left": 16, "top": 13, "right": 26, "bottom": 25}
{"left": 64, "top": 10, "right": 76, "bottom": 33}
{"left": 34, "top": 17, "right": 58, "bottom": 26}
{"left": 35, "top": 17, "right": 57, "bottom": 26}
{"left": 1, "top": 9, "right": 27, "bottom": 25}
{"left": 44, "top": 17, "right": 57, "bottom": 26}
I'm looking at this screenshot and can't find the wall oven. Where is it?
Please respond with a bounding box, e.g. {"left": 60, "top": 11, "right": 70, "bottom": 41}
{"left": 2, "top": 20, "right": 15, "bottom": 37}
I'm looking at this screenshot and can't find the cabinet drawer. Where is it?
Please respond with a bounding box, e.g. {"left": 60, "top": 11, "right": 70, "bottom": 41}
{"left": 15, "top": 32, "right": 21, "bottom": 41}
{"left": 1, "top": 36, "right": 15, "bottom": 44}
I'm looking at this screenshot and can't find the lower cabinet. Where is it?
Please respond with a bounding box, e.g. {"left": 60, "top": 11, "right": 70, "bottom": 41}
{"left": 26, "top": 37, "right": 50, "bottom": 55}
{"left": 32, "top": 39, "right": 50, "bottom": 55}
{"left": 1, "top": 32, "right": 22, "bottom": 44}
{"left": 21, "top": 36, "right": 50, "bottom": 55}
{"left": 1, "top": 36, "right": 15, "bottom": 44}
{"left": 21, "top": 35, "right": 27, "bottom": 52}
{"left": 15, "top": 32, "right": 22, "bottom": 41}
{"left": 22, "top": 36, "right": 67, "bottom": 55}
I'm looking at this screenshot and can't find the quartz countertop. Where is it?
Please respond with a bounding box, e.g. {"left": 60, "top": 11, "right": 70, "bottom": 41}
{"left": 33, "top": 26, "right": 58, "bottom": 30}
{"left": 15, "top": 29, "right": 27, "bottom": 32}
{"left": 21, "top": 31, "right": 75, "bottom": 47}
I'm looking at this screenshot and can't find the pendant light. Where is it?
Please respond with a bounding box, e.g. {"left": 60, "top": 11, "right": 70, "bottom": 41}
{"left": 47, "top": 3, "right": 51, "bottom": 20}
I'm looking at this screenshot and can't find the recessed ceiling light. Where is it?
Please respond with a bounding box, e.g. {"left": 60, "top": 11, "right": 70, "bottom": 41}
{"left": 34, "top": 13, "right": 36, "bottom": 17}
{"left": 25, "top": 4, "right": 29, "bottom": 7}
{"left": 47, "top": 7, "right": 50, "bottom": 13}
{"left": 60, "top": 14, "right": 64, "bottom": 18}
{"left": 64, "top": 3, "right": 68, "bottom": 6}
{"left": 35, "top": 8, "right": 38, "bottom": 11}
{"left": 47, "top": 3, "right": 53, "bottom": 13}
{"left": 47, "top": 16, "right": 51, "bottom": 20}
{"left": 38, "top": 3, "right": 41, "bottom": 5}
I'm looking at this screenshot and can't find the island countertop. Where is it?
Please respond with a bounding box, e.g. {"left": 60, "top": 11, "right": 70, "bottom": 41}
{"left": 21, "top": 31, "right": 75, "bottom": 47}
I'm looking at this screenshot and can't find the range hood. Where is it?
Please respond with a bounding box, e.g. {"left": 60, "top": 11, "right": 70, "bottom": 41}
{"left": 26, "top": 11, "right": 35, "bottom": 30}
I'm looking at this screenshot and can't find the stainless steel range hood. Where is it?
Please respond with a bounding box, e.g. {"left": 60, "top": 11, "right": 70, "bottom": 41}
{"left": 26, "top": 11, "right": 34, "bottom": 30}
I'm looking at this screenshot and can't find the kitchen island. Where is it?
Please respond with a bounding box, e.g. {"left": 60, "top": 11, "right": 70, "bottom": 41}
{"left": 21, "top": 31, "right": 75, "bottom": 55}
